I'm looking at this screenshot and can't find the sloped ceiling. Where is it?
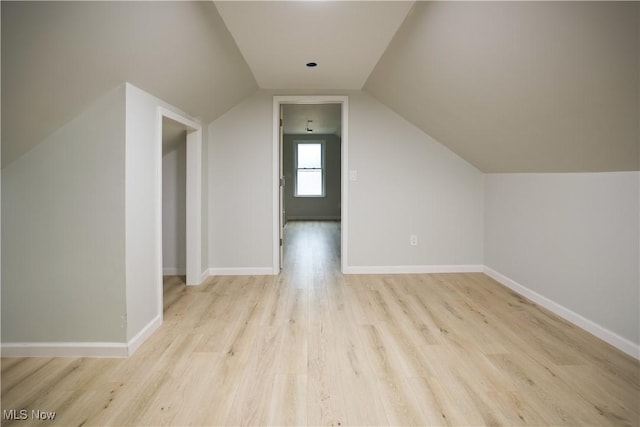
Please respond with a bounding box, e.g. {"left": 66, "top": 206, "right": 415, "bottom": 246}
{"left": 215, "top": 1, "right": 413, "bottom": 90}
{"left": 365, "top": 2, "right": 639, "bottom": 172}
{"left": 3, "top": 1, "right": 638, "bottom": 173}
{"left": 1, "top": 1, "right": 257, "bottom": 167}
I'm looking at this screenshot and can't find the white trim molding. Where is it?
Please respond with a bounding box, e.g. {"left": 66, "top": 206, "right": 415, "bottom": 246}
{"left": 200, "top": 269, "right": 210, "bottom": 284}
{"left": 208, "top": 267, "right": 275, "bottom": 276}
{"left": 127, "top": 314, "right": 162, "bottom": 356}
{"left": 5, "top": 267, "right": 635, "bottom": 360}
{"left": 344, "top": 265, "right": 484, "bottom": 275}
{"left": 484, "top": 266, "right": 640, "bottom": 359}
{"left": 1, "top": 342, "right": 128, "bottom": 358}
{"left": 273, "top": 96, "right": 349, "bottom": 275}
{"left": 1, "top": 315, "right": 162, "bottom": 358}
{"left": 156, "top": 107, "right": 203, "bottom": 293}
{"left": 287, "top": 216, "right": 341, "bottom": 221}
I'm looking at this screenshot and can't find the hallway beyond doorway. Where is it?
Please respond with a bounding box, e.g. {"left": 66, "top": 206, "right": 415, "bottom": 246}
{"left": 283, "top": 221, "right": 340, "bottom": 274}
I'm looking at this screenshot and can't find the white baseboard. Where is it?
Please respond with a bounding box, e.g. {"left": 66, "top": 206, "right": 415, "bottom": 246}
{"left": 1, "top": 315, "right": 163, "bottom": 358}
{"left": 200, "top": 269, "right": 210, "bottom": 283}
{"left": 5, "top": 267, "right": 635, "bottom": 360}
{"left": 185, "top": 270, "right": 210, "bottom": 286}
{"left": 127, "top": 314, "right": 162, "bottom": 356}
{"left": 208, "top": 267, "right": 275, "bottom": 276}
{"left": 483, "top": 266, "right": 639, "bottom": 359}
{"left": 287, "top": 216, "right": 340, "bottom": 221}
{"left": 1, "top": 342, "right": 128, "bottom": 358}
{"left": 343, "top": 264, "right": 484, "bottom": 274}
{"left": 163, "top": 267, "right": 186, "bottom": 276}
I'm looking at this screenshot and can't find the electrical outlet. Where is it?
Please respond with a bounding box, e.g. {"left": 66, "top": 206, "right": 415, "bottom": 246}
{"left": 410, "top": 235, "right": 418, "bottom": 246}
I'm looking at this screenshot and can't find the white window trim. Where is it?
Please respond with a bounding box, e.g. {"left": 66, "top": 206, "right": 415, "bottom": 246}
{"left": 294, "top": 140, "right": 326, "bottom": 197}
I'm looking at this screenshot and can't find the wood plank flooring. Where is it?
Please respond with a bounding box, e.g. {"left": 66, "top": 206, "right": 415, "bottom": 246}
{"left": 2, "top": 220, "right": 639, "bottom": 426}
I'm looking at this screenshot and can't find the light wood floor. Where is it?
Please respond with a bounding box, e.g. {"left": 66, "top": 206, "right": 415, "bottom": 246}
{"left": 2, "top": 220, "right": 639, "bottom": 426}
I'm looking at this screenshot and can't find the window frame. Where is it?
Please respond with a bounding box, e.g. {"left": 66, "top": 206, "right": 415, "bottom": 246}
{"left": 294, "top": 140, "right": 326, "bottom": 198}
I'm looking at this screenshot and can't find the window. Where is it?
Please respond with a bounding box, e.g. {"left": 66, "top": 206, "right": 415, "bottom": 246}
{"left": 295, "top": 141, "right": 324, "bottom": 197}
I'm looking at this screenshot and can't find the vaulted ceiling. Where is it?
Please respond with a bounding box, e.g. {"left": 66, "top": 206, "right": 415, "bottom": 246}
{"left": 365, "top": 1, "right": 639, "bottom": 172}
{"left": 2, "top": 1, "right": 638, "bottom": 172}
{"left": 1, "top": 1, "right": 257, "bottom": 167}
{"left": 215, "top": 1, "right": 413, "bottom": 89}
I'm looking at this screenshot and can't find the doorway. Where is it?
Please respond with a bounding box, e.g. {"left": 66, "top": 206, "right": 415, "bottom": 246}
{"left": 156, "top": 107, "right": 202, "bottom": 323}
{"left": 272, "top": 96, "right": 349, "bottom": 273}
{"left": 161, "top": 117, "right": 187, "bottom": 277}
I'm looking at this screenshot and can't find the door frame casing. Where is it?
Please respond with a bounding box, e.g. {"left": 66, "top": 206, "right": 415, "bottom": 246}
{"left": 156, "top": 107, "right": 202, "bottom": 297}
{"left": 272, "top": 95, "right": 349, "bottom": 273}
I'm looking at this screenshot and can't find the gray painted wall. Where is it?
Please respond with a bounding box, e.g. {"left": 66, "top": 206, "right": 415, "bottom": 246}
{"left": 348, "top": 91, "right": 484, "bottom": 267}
{"left": 1, "top": 82, "right": 204, "bottom": 347}
{"left": 208, "top": 90, "right": 484, "bottom": 270}
{"left": 283, "top": 134, "right": 341, "bottom": 220}
{"left": 124, "top": 83, "right": 202, "bottom": 341}
{"left": 1, "top": 85, "right": 127, "bottom": 342}
{"left": 208, "top": 92, "right": 274, "bottom": 270}
{"left": 162, "top": 141, "right": 187, "bottom": 274}
{"left": 485, "top": 172, "right": 640, "bottom": 346}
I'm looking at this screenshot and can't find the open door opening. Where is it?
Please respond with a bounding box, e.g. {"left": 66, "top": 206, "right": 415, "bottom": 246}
{"left": 273, "top": 96, "right": 349, "bottom": 273}
{"left": 156, "top": 108, "right": 202, "bottom": 320}
{"left": 161, "top": 117, "right": 187, "bottom": 280}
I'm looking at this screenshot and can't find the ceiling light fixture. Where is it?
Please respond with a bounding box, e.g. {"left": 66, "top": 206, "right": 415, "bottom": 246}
{"left": 305, "top": 120, "right": 313, "bottom": 132}
{"left": 306, "top": 62, "right": 317, "bottom": 67}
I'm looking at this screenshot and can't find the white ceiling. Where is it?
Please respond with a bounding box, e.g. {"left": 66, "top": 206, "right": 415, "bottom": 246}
{"left": 214, "top": 1, "right": 414, "bottom": 90}
{"left": 283, "top": 104, "right": 342, "bottom": 136}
